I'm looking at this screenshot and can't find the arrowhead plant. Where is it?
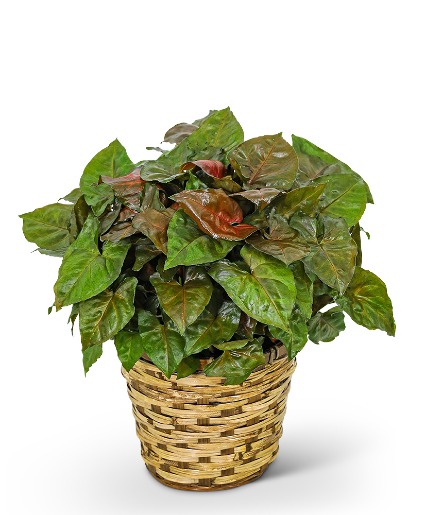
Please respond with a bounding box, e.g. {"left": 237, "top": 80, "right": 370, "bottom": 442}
{"left": 20, "top": 107, "right": 395, "bottom": 384}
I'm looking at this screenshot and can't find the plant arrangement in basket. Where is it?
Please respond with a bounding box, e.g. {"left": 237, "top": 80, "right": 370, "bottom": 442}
{"left": 20, "top": 108, "right": 395, "bottom": 385}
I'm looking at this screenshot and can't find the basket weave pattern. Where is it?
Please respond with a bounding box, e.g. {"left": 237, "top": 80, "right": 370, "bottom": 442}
{"left": 122, "top": 349, "right": 296, "bottom": 490}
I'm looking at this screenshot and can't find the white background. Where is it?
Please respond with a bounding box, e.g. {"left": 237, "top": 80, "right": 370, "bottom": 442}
{"left": 1, "top": 1, "right": 424, "bottom": 514}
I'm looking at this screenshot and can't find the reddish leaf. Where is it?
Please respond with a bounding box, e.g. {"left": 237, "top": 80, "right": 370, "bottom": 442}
{"left": 100, "top": 222, "right": 140, "bottom": 242}
{"left": 180, "top": 160, "right": 226, "bottom": 179}
{"left": 101, "top": 168, "right": 145, "bottom": 211}
{"left": 132, "top": 207, "right": 176, "bottom": 253}
{"left": 171, "top": 189, "right": 257, "bottom": 241}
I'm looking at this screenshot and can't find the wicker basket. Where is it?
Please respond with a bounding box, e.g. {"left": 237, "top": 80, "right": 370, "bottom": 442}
{"left": 122, "top": 343, "right": 296, "bottom": 491}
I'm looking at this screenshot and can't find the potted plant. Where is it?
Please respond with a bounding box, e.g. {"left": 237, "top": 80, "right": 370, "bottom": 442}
{"left": 20, "top": 107, "right": 395, "bottom": 491}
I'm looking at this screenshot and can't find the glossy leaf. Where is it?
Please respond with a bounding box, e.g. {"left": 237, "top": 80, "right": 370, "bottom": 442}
{"left": 209, "top": 246, "right": 296, "bottom": 331}
{"left": 290, "top": 261, "right": 313, "bottom": 319}
{"left": 214, "top": 339, "right": 250, "bottom": 350}
{"left": 114, "top": 330, "right": 145, "bottom": 371}
{"left": 133, "top": 239, "right": 162, "bottom": 270}
{"left": 183, "top": 301, "right": 241, "bottom": 355}
{"left": 165, "top": 210, "right": 236, "bottom": 269}
{"left": 138, "top": 310, "right": 185, "bottom": 377}
{"left": 336, "top": 267, "right": 395, "bottom": 335}
{"left": 80, "top": 139, "right": 135, "bottom": 215}
{"left": 185, "top": 172, "right": 208, "bottom": 190}
{"left": 164, "top": 122, "right": 198, "bottom": 144}
{"left": 61, "top": 188, "right": 82, "bottom": 203}
{"left": 54, "top": 215, "right": 130, "bottom": 309}
{"left": 269, "top": 310, "right": 309, "bottom": 359}
{"left": 82, "top": 344, "right": 103, "bottom": 374}
{"left": 308, "top": 307, "right": 346, "bottom": 343}
{"left": 273, "top": 184, "right": 325, "bottom": 218}
{"left": 291, "top": 134, "right": 373, "bottom": 203}
{"left": 181, "top": 160, "right": 226, "bottom": 178}
{"left": 247, "top": 214, "right": 311, "bottom": 265}
{"left": 100, "top": 168, "right": 144, "bottom": 211}
{"left": 314, "top": 173, "right": 368, "bottom": 227}
{"left": 79, "top": 277, "right": 137, "bottom": 349}
{"left": 132, "top": 207, "right": 175, "bottom": 253}
{"left": 229, "top": 133, "right": 298, "bottom": 189}
{"left": 204, "top": 339, "right": 265, "bottom": 385}
{"left": 231, "top": 188, "right": 280, "bottom": 210}
{"left": 20, "top": 203, "right": 74, "bottom": 252}
{"left": 141, "top": 108, "right": 243, "bottom": 182}
{"left": 176, "top": 356, "right": 200, "bottom": 379}
{"left": 212, "top": 175, "right": 242, "bottom": 193}
{"left": 150, "top": 267, "right": 213, "bottom": 334}
{"left": 171, "top": 189, "right": 257, "bottom": 241}
{"left": 291, "top": 215, "right": 357, "bottom": 294}
{"left": 100, "top": 221, "right": 140, "bottom": 242}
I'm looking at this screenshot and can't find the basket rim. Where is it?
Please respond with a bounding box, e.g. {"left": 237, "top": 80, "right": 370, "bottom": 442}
{"left": 138, "top": 341, "right": 288, "bottom": 376}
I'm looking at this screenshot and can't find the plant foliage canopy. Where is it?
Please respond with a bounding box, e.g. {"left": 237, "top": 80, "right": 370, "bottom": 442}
{"left": 20, "top": 108, "right": 395, "bottom": 384}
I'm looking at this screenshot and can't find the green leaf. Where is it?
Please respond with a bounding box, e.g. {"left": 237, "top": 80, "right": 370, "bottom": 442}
{"left": 138, "top": 310, "right": 185, "bottom": 377}
{"left": 313, "top": 173, "right": 368, "bottom": 227}
{"left": 272, "top": 184, "right": 325, "bottom": 218}
{"left": 176, "top": 356, "right": 200, "bottom": 379}
{"left": 68, "top": 304, "right": 79, "bottom": 334}
{"left": 79, "top": 277, "right": 137, "bottom": 349}
{"left": 141, "top": 108, "right": 243, "bottom": 182}
{"left": 80, "top": 139, "right": 135, "bottom": 215}
{"left": 209, "top": 246, "right": 296, "bottom": 331}
{"left": 229, "top": 133, "right": 298, "bottom": 189}
{"left": 114, "top": 330, "right": 145, "bottom": 371}
{"left": 351, "top": 223, "right": 363, "bottom": 266}
{"left": 170, "top": 188, "right": 257, "bottom": 241}
{"left": 132, "top": 238, "right": 162, "bottom": 270}
{"left": 247, "top": 213, "right": 311, "bottom": 265}
{"left": 290, "top": 261, "right": 313, "bottom": 319}
{"left": 336, "top": 267, "right": 395, "bottom": 335}
{"left": 214, "top": 339, "right": 250, "bottom": 350}
{"left": 165, "top": 210, "right": 236, "bottom": 269}
{"left": 54, "top": 215, "right": 130, "bottom": 309}
{"left": 61, "top": 188, "right": 82, "bottom": 203}
{"left": 82, "top": 344, "right": 103, "bottom": 374}
{"left": 291, "top": 215, "right": 357, "bottom": 294}
{"left": 291, "top": 134, "right": 373, "bottom": 203}
{"left": 20, "top": 203, "right": 75, "bottom": 252}
{"left": 150, "top": 267, "right": 213, "bottom": 334}
{"left": 185, "top": 172, "right": 208, "bottom": 190}
{"left": 183, "top": 301, "right": 241, "bottom": 355}
{"left": 269, "top": 310, "right": 308, "bottom": 359}
{"left": 204, "top": 339, "right": 265, "bottom": 385}
{"left": 308, "top": 307, "right": 346, "bottom": 343}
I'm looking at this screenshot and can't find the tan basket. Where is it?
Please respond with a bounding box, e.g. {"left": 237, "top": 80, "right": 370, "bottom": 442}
{"left": 122, "top": 343, "right": 296, "bottom": 491}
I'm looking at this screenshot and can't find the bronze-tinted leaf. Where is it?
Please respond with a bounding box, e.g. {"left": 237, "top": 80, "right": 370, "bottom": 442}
{"left": 231, "top": 188, "right": 280, "bottom": 210}
{"left": 170, "top": 189, "right": 257, "bottom": 241}
{"left": 180, "top": 160, "right": 226, "bottom": 178}
{"left": 132, "top": 207, "right": 176, "bottom": 253}
{"left": 229, "top": 134, "right": 298, "bottom": 189}
{"left": 101, "top": 168, "right": 144, "bottom": 211}
{"left": 163, "top": 123, "right": 198, "bottom": 144}
{"left": 100, "top": 221, "right": 140, "bottom": 242}
{"left": 247, "top": 214, "right": 311, "bottom": 265}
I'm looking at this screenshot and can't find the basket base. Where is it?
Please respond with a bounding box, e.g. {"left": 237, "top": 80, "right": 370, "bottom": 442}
{"left": 145, "top": 462, "right": 271, "bottom": 491}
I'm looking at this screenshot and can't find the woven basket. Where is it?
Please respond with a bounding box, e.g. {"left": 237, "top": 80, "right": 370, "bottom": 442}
{"left": 122, "top": 343, "right": 296, "bottom": 491}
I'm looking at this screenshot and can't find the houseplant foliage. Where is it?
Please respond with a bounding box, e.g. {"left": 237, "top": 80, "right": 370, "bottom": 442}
{"left": 20, "top": 108, "right": 395, "bottom": 384}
